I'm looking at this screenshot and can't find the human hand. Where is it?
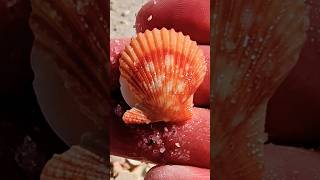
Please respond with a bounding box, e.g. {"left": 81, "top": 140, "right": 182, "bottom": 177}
{"left": 110, "top": 0, "right": 320, "bottom": 179}
{"left": 109, "top": 0, "right": 210, "bottom": 179}
{"left": 24, "top": 0, "right": 320, "bottom": 178}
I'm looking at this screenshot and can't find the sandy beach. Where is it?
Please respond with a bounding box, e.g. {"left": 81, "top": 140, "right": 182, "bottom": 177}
{"left": 111, "top": 0, "right": 149, "bottom": 39}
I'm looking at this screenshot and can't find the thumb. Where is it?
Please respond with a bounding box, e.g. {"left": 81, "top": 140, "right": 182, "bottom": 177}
{"left": 135, "top": 0, "right": 210, "bottom": 44}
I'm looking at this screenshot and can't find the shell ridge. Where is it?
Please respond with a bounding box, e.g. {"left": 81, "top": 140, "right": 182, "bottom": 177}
{"left": 136, "top": 33, "right": 158, "bottom": 104}
{"left": 120, "top": 52, "right": 148, "bottom": 100}
{"left": 179, "top": 36, "right": 192, "bottom": 100}
{"left": 170, "top": 30, "right": 180, "bottom": 105}
{"left": 237, "top": 1, "right": 305, "bottom": 114}
{"left": 163, "top": 29, "right": 171, "bottom": 107}
{"left": 30, "top": 0, "right": 112, "bottom": 127}
{"left": 182, "top": 41, "right": 194, "bottom": 95}
{"left": 174, "top": 33, "right": 184, "bottom": 97}
{"left": 125, "top": 46, "right": 153, "bottom": 100}
{"left": 170, "top": 41, "right": 179, "bottom": 109}
{"left": 154, "top": 29, "right": 164, "bottom": 108}
{"left": 149, "top": 29, "right": 163, "bottom": 108}
{"left": 222, "top": 1, "right": 269, "bottom": 106}
{"left": 31, "top": 15, "right": 104, "bottom": 97}
{"left": 213, "top": 0, "right": 308, "bottom": 179}
{"left": 231, "top": 1, "right": 306, "bottom": 111}
{"left": 120, "top": 28, "right": 207, "bottom": 123}
{"left": 132, "top": 38, "right": 157, "bottom": 104}
{"left": 123, "top": 107, "right": 152, "bottom": 124}
{"left": 188, "top": 44, "right": 203, "bottom": 93}
{"left": 40, "top": 146, "right": 108, "bottom": 179}
{"left": 164, "top": 30, "right": 172, "bottom": 105}
{"left": 160, "top": 29, "right": 169, "bottom": 109}
{"left": 145, "top": 30, "right": 158, "bottom": 86}
{"left": 145, "top": 33, "right": 161, "bottom": 103}
{"left": 173, "top": 32, "right": 183, "bottom": 96}
{"left": 185, "top": 42, "right": 198, "bottom": 98}
{"left": 173, "top": 35, "right": 184, "bottom": 101}
{"left": 44, "top": 0, "right": 106, "bottom": 71}
{"left": 170, "top": 32, "right": 180, "bottom": 105}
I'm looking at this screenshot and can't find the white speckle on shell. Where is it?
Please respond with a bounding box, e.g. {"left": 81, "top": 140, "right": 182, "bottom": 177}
{"left": 166, "top": 80, "right": 174, "bottom": 93}
{"left": 145, "top": 62, "right": 155, "bottom": 72}
{"left": 176, "top": 81, "right": 186, "bottom": 93}
{"left": 165, "top": 55, "right": 174, "bottom": 67}
{"left": 154, "top": 74, "right": 165, "bottom": 89}
{"left": 172, "top": 106, "right": 180, "bottom": 112}
{"left": 185, "top": 63, "right": 190, "bottom": 71}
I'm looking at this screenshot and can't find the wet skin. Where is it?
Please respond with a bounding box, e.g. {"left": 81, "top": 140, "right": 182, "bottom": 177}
{"left": 110, "top": 0, "right": 320, "bottom": 179}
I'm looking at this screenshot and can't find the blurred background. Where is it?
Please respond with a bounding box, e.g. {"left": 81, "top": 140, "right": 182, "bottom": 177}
{"left": 0, "top": 0, "right": 68, "bottom": 179}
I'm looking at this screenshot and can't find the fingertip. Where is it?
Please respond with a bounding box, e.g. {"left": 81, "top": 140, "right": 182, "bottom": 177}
{"left": 110, "top": 107, "right": 210, "bottom": 168}
{"left": 135, "top": 0, "right": 210, "bottom": 44}
{"left": 194, "top": 45, "right": 210, "bottom": 107}
{"left": 145, "top": 165, "right": 210, "bottom": 180}
{"left": 110, "top": 38, "right": 130, "bottom": 60}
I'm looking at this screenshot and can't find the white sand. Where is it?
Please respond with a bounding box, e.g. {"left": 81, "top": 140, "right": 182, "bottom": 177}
{"left": 110, "top": 0, "right": 149, "bottom": 39}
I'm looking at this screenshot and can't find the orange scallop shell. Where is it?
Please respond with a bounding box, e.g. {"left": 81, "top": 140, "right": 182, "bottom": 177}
{"left": 40, "top": 146, "right": 108, "bottom": 180}
{"left": 212, "top": 0, "right": 308, "bottom": 179}
{"left": 29, "top": 0, "right": 111, "bottom": 128}
{"left": 119, "top": 28, "right": 207, "bottom": 124}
